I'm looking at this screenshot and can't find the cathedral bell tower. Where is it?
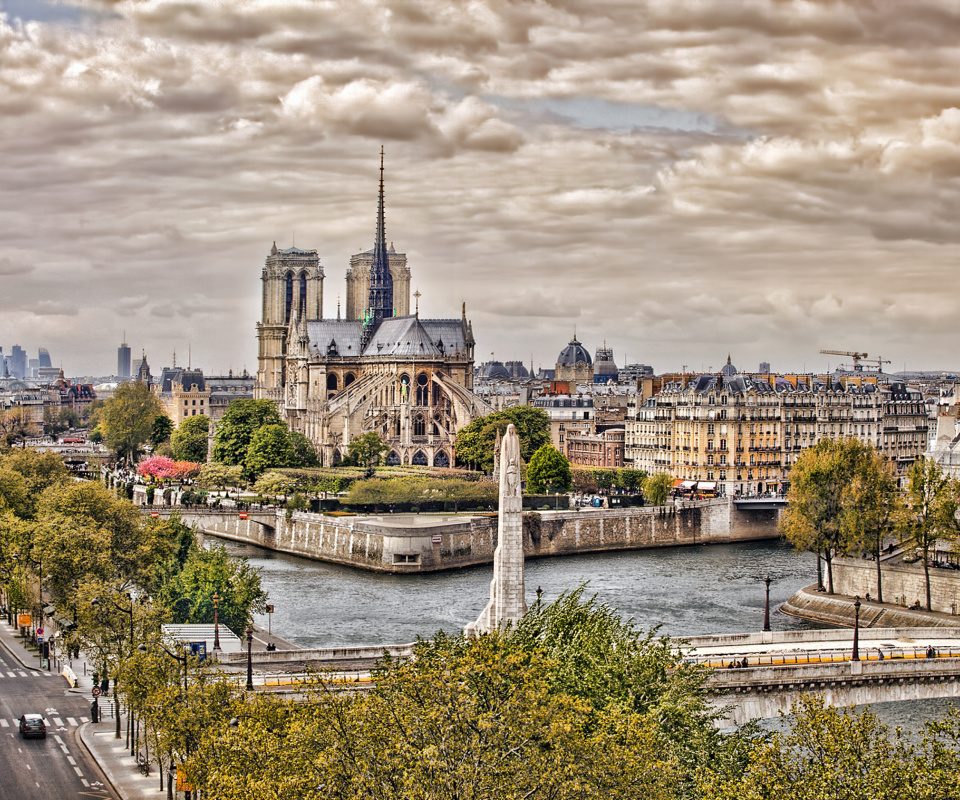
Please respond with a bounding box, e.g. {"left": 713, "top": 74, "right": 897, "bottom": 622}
{"left": 255, "top": 242, "right": 324, "bottom": 403}
{"left": 362, "top": 147, "right": 394, "bottom": 348}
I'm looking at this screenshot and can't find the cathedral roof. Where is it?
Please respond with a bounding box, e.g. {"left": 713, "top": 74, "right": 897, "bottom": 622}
{"left": 306, "top": 321, "right": 364, "bottom": 357}
{"left": 363, "top": 316, "right": 441, "bottom": 357}
{"left": 305, "top": 316, "right": 469, "bottom": 360}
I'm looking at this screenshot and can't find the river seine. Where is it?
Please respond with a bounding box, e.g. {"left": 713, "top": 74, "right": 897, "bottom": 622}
{"left": 217, "top": 535, "right": 959, "bottom": 728}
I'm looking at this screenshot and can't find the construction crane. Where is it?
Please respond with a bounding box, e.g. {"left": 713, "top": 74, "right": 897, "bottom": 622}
{"left": 864, "top": 356, "right": 891, "bottom": 373}
{"left": 820, "top": 349, "right": 869, "bottom": 371}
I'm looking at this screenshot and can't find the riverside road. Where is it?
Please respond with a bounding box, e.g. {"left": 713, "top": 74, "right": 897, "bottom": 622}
{"left": 0, "top": 623, "right": 114, "bottom": 800}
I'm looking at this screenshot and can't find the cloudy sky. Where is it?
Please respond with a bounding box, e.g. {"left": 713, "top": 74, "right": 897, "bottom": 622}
{"left": 3, "top": 0, "right": 960, "bottom": 378}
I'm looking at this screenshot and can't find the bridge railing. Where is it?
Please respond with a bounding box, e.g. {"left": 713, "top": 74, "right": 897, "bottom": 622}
{"left": 686, "top": 646, "right": 960, "bottom": 669}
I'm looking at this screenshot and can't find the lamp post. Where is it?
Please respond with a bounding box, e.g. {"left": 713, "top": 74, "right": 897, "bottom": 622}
{"left": 246, "top": 625, "right": 254, "bottom": 691}
{"left": 763, "top": 575, "right": 772, "bottom": 632}
{"left": 212, "top": 593, "right": 222, "bottom": 654}
{"left": 852, "top": 596, "right": 861, "bottom": 662}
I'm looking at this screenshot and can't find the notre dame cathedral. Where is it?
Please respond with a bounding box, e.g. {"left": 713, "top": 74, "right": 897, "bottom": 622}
{"left": 254, "top": 152, "right": 492, "bottom": 468}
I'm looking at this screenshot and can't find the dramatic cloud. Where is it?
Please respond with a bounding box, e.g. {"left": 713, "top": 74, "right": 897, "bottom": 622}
{"left": 2, "top": 0, "right": 960, "bottom": 376}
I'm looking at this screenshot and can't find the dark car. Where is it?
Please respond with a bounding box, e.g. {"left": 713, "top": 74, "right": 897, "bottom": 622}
{"left": 19, "top": 714, "right": 46, "bottom": 739}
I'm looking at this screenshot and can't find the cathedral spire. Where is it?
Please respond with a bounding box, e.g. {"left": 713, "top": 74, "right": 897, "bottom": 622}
{"left": 363, "top": 146, "right": 394, "bottom": 345}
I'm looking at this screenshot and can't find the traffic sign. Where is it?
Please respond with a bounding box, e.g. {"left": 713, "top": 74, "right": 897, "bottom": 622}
{"left": 37, "top": 627, "right": 43, "bottom": 636}
{"left": 92, "top": 686, "right": 101, "bottom": 697}
{"left": 37, "top": 636, "right": 43, "bottom": 643}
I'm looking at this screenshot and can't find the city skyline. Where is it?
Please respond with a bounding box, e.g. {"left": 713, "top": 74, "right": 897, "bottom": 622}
{"left": 3, "top": 1, "right": 960, "bottom": 376}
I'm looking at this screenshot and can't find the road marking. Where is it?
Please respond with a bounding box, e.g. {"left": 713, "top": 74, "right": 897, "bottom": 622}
{"left": 80, "top": 716, "right": 89, "bottom": 723}
{"left": 17, "top": 671, "right": 28, "bottom": 677}
{"left": 0, "top": 720, "right": 8, "bottom": 728}
{"left": 6, "top": 672, "right": 15, "bottom": 677}
{"left": 54, "top": 735, "right": 64, "bottom": 744}
{"left": 43, "top": 719, "right": 51, "bottom": 726}
{"left": 32, "top": 671, "right": 42, "bottom": 677}
{"left": 60, "top": 745, "right": 69, "bottom": 754}
{"left": 67, "top": 717, "right": 77, "bottom": 726}
{"left": 53, "top": 717, "right": 64, "bottom": 727}
{"left": 73, "top": 766, "right": 83, "bottom": 776}
{"left": 67, "top": 756, "right": 76, "bottom": 765}
{"left": 25, "top": 764, "right": 30, "bottom": 771}
{"left": 80, "top": 779, "right": 89, "bottom": 787}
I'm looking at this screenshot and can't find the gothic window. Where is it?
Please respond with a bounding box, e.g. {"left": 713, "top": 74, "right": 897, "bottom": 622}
{"left": 344, "top": 372, "right": 356, "bottom": 388}
{"left": 332, "top": 449, "right": 342, "bottom": 465}
{"left": 299, "top": 272, "right": 307, "bottom": 319}
{"left": 414, "top": 415, "right": 426, "bottom": 437}
{"left": 433, "top": 450, "right": 450, "bottom": 468}
{"left": 386, "top": 450, "right": 401, "bottom": 466}
{"left": 416, "top": 372, "right": 429, "bottom": 406}
{"left": 284, "top": 272, "right": 294, "bottom": 323}
{"left": 412, "top": 450, "right": 428, "bottom": 466}
{"left": 326, "top": 374, "right": 338, "bottom": 392}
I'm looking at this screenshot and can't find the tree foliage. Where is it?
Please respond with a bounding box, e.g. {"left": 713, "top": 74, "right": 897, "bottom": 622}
{"left": 901, "top": 457, "right": 959, "bottom": 611}
{"left": 171, "top": 414, "right": 209, "bottom": 462}
{"left": 525, "top": 443, "right": 572, "bottom": 493}
{"left": 454, "top": 406, "right": 551, "bottom": 472}
{"left": 345, "top": 431, "right": 388, "bottom": 469}
{"left": 101, "top": 380, "right": 164, "bottom": 463}
{"left": 212, "top": 399, "right": 284, "bottom": 466}
{"left": 244, "top": 424, "right": 296, "bottom": 479}
{"left": 644, "top": 472, "right": 674, "bottom": 506}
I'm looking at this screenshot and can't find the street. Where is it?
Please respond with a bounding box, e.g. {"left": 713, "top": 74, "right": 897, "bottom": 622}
{"left": 0, "top": 631, "right": 115, "bottom": 800}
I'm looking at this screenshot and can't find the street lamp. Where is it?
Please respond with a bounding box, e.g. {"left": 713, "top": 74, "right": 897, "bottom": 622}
{"left": 245, "top": 625, "right": 254, "bottom": 691}
{"left": 763, "top": 575, "right": 772, "bottom": 632}
{"left": 852, "top": 596, "right": 861, "bottom": 662}
{"left": 212, "top": 593, "right": 222, "bottom": 654}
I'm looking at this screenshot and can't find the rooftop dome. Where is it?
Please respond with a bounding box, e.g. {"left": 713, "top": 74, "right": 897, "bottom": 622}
{"left": 479, "top": 360, "right": 511, "bottom": 380}
{"left": 720, "top": 355, "right": 737, "bottom": 376}
{"left": 557, "top": 338, "right": 592, "bottom": 367}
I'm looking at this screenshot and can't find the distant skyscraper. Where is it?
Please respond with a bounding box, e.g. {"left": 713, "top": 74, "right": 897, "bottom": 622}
{"left": 10, "top": 345, "right": 26, "bottom": 379}
{"left": 118, "top": 339, "right": 131, "bottom": 379}
{"left": 38, "top": 348, "right": 52, "bottom": 368}
{"left": 759, "top": 362, "right": 771, "bottom": 373}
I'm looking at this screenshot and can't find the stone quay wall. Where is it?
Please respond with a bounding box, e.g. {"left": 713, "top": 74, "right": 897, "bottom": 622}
{"left": 192, "top": 498, "right": 782, "bottom": 573}
{"left": 827, "top": 556, "right": 960, "bottom": 615}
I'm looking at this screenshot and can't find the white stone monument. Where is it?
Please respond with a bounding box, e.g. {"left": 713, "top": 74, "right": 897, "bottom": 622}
{"left": 466, "top": 423, "right": 527, "bottom": 636}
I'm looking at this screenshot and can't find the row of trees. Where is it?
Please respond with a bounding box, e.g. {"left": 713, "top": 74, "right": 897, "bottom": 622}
{"left": 105, "top": 585, "right": 960, "bottom": 800}
{"left": 0, "top": 446, "right": 267, "bottom": 771}
{"left": 781, "top": 439, "right": 959, "bottom": 609}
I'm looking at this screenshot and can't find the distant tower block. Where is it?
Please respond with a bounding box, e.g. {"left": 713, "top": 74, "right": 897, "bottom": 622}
{"left": 467, "top": 423, "right": 527, "bottom": 636}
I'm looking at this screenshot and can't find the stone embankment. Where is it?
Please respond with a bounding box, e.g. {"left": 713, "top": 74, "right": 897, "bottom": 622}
{"left": 782, "top": 584, "right": 960, "bottom": 629}
{"left": 189, "top": 497, "right": 782, "bottom": 573}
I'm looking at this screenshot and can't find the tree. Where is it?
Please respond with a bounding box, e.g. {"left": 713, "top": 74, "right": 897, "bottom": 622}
{"left": 100, "top": 380, "right": 164, "bottom": 464}
{"left": 244, "top": 424, "right": 296, "bottom": 479}
{"left": 212, "top": 399, "right": 284, "bottom": 466}
{"left": 252, "top": 471, "right": 298, "bottom": 500}
{"left": 0, "top": 407, "right": 32, "bottom": 446}
{"left": 839, "top": 445, "right": 900, "bottom": 604}
{"left": 780, "top": 439, "right": 869, "bottom": 594}
{"left": 171, "top": 415, "right": 209, "bottom": 462}
{"left": 644, "top": 472, "right": 673, "bottom": 506}
{"left": 346, "top": 431, "right": 388, "bottom": 469}
{"left": 525, "top": 444, "right": 572, "bottom": 493}
{"left": 289, "top": 431, "right": 320, "bottom": 468}
{"left": 454, "top": 406, "right": 551, "bottom": 472}
{"left": 198, "top": 462, "right": 244, "bottom": 500}
{"left": 902, "top": 457, "right": 958, "bottom": 611}
{"left": 151, "top": 414, "right": 174, "bottom": 447}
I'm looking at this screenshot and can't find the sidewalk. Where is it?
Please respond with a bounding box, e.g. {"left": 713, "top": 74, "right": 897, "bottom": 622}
{"left": 0, "top": 619, "right": 164, "bottom": 799}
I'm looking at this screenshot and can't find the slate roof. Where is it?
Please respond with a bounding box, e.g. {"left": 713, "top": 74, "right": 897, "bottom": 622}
{"left": 305, "top": 316, "right": 468, "bottom": 360}
{"left": 306, "top": 321, "right": 364, "bottom": 358}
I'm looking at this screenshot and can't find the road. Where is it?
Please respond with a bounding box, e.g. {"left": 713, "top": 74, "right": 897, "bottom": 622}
{"left": 0, "top": 635, "right": 115, "bottom": 800}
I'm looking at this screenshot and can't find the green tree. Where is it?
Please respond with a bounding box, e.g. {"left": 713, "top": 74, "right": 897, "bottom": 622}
{"left": 346, "top": 431, "right": 388, "bottom": 469}
{"left": 212, "top": 399, "right": 284, "bottom": 466}
{"left": 155, "top": 542, "right": 267, "bottom": 637}
{"left": 839, "top": 445, "right": 900, "bottom": 604}
{"left": 902, "top": 457, "right": 958, "bottom": 611}
{"left": 454, "top": 406, "right": 550, "bottom": 472}
{"left": 171, "top": 415, "right": 209, "bottom": 462}
{"left": 244, "top": 424, "right": 296, "bottom": 479}
{"left": 100, "top": 380, "right": 164, "bottom": 464}
{"left": 289, "top": 431, "right": 320, "bottom": 468}
{"left": 151, "top": 414, "right": 174, "bottom": 447}
{"left": 644, "top": 472, "right": 673, "bottom": 506}
{"left": 252, "top": 471, "right": 298, "bottom": 501}
{"left": 525, "top": 444, "right": 572, "bottom": 493}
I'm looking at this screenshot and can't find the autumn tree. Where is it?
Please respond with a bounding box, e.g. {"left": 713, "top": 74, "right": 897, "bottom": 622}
{"left": 644, "top": 472, "right": 674, "bottom": 506}
{"left": 839, "top": 445, "right": 900, "bottom": 603}
{"left": 901, "top": 457, "right": 959, "bottom": 611}
{"left": 100, "top": 380, "right": 164, "bottom": 464}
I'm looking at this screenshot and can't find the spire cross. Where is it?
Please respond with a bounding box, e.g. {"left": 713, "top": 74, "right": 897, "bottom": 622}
{"left": 414, "top": 290, "right": 421, "bottom": 316}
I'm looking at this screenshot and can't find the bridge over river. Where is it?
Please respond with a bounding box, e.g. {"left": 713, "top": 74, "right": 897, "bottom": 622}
{"left": 683, "top": 627, "right": 960, "bottom": 725}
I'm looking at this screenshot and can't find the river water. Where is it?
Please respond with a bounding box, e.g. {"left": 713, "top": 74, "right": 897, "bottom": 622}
{"left": 214, "top": 535, "right": 960, "bottom": 728}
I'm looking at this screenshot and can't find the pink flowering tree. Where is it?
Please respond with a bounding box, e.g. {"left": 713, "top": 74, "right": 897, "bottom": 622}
{"left": 172, "top": 461, "right": 202, "bottom": 482}
{"left": 138, "top": 455, "right": 176, "bottom": 482}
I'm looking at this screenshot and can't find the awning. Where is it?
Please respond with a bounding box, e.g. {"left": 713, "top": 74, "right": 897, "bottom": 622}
{"left": 673, "top": 479, "right": 684, "bottom": 488}
{"left": 699, "top": 482, "right": 717, "bottom": 491}
{"left": 681, "top": 481, "right": 697, "bottom": 489}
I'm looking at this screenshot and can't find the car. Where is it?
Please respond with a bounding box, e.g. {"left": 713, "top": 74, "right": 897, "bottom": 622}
{"left": 19, "top": 714, "right": 46, "bottom": 739}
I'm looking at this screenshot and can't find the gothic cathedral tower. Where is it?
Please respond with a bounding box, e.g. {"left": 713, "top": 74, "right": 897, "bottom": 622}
{"left": 255, "top": 244, "right": 324, "bottom": 402}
